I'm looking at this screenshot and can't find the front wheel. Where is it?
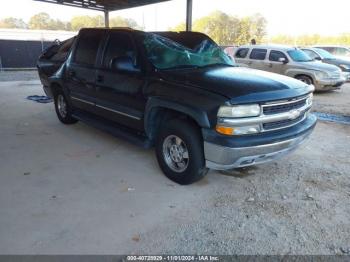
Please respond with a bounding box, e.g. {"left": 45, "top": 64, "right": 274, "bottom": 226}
{"left": 54, "top": 90, "right": 78, "bottom": 124}
{"left": 295, "top": 75, "right": 313, "bottom": 85}
{"left": 155, "top": 119, "right": 208, "bottom": 185}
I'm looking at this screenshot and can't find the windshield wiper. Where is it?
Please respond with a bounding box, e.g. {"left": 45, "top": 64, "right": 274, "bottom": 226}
{"left": 161, "top": 65, "right": 199, "bottom": 71}
{"left": 198, "top": 63, "right": 235, "bottom": 69}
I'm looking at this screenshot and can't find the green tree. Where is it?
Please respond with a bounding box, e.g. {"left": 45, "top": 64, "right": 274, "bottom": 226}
{"left": 109, "top": 16, "right": 142, "bottom": 30}
{"left": 0, "top": 17, "right": 27, "bottom": 29}
{"left": 170, "top": 11, "right": 267, "bottom": 46}
{"left": 70, "top": 15, "right": 104, "bottom": 31}
{"left": 28, "top": 12, "right": 52, "bottom": 29}
{"left": 193, "top": 11, "right": 240, "bottom": 45}
{"left": 169, "top": 22, "right": 186, "bottom": 31}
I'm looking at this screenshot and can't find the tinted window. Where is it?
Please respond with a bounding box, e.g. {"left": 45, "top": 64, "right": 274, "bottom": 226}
{"left": 249, "top": 49, "right": 267, "bottom": 60}
{"left": 302, "top": 49, "right": 319, "bottom": 60}
{"left": 103, "top": 32, "right": 136, "bottom": 68}
{"left": 335, "top": 47, "right": 350, "bottom": 56}
{"left": 287, "top": 49, "right": 313, "bottom": 62}
{"left": 235, "top": 48, "right": 249, "bottom": 58}
{"left": 269, "top": 50, "right": 288, "bottom": 62}
{"left": 320, "top": 47, "right": 334, "bottom": 53}
{"left": 74, "top": 30, "right": 104, "bottom": 66}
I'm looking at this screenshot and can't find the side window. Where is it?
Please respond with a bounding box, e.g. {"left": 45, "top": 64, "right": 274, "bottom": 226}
{"left": 335, "top": 47, "right": 350, "bottom": 56}
{"left": 302, "top": 50, "right": 318, "bottom": 60}
{"left": 73, "top": 31, "right": 104, "bottom": 66}
{"left": 323, "top": 47, "right": 334, "bottom": 53}
{"left": 269, "top": 50, "right": 288, "bottom": 62}
{"left": 235, "top": 48, "right": 249, "bottom": 58}
{"left": 249, "top": 48, "right": 267, "bottom": 60}
{"left": 103, "top": 32, "right": 136, "bottom": 68}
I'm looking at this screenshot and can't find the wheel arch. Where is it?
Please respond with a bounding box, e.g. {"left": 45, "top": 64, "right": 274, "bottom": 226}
{"left": 144, "top": 97, "right": 210, "bottom": 141}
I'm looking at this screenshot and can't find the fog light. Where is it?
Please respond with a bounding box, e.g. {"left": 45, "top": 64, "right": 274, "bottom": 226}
{"left": 216, "top": 125, "right": 260, "bottom": 135}
{"left": 233, "top": 125, "right": 261, "bottom": 135}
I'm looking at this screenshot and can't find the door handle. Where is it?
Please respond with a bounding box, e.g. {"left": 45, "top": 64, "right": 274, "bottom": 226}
{"left": 268, "top": 63, "right": 273, "bottom": 68}
{"left": 96, "top": 75, "right": 104, "bottom": 83}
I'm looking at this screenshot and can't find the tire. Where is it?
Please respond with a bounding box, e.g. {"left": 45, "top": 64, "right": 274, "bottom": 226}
{"left": 155, "top": 118, "right": 208, "bottom": 185}
{"left": 295, "top": 75, "right": 313, "bottom": 85}
{"left": 54, "top": 90, "right": 78, "bottom": 125}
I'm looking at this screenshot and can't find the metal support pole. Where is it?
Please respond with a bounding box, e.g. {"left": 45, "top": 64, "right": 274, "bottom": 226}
{"left": 104, "top": 10, "right": 109, "bottom": 28}
{"left": 186, "top": 0, "right": 193, "bottom": 31}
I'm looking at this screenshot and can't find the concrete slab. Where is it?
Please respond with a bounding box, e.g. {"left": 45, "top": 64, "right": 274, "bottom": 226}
{"left": 0, "top": 80, "right": 349, "bottom": 255}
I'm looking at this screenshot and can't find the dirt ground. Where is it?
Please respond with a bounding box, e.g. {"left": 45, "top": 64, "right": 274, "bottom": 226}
{"left": 0, "top": 72, "right": 349, "bottom": 255}
{"left": 312, "top": 86, "right": 350, "bottom": 116}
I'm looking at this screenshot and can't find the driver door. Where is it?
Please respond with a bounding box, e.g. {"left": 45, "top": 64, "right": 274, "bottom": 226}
{"left": 267, "top": 50, "right": 289, "bottom": 75}
{"left": 94, "top": 31, "right": 146, "bottom": 131}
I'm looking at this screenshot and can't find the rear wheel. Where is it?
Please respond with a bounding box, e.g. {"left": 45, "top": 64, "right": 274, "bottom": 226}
{"left": 155, "top": 118, "right": 208, "bottom": 185}
{"left": 54, "top": 90, "right": 78, "bottom": 124}
{"left": 295, "top": 75, "right": 313, "bottom": 85}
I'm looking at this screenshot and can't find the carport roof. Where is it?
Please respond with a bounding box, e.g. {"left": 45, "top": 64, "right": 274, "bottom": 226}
{"left": 34, "top": 0, "right": 171, "bottom": 12}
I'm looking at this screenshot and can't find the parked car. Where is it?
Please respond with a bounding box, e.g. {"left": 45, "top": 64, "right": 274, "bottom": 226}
{"left": 37, "top": 28, "right": 317, "bottom": 185}
{"left": 301, "top": 47, "right": 350, "bottom": 81}
{"left": 313, "top": 45, "right": 350, "bottom": 61}
{"left": 234, "top": 45, "right": 345, "bottom": 91}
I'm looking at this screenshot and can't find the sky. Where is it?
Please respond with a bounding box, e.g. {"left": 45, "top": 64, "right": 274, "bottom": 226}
{"left": 0, "top": 0, "right": 349, "bottom": 36}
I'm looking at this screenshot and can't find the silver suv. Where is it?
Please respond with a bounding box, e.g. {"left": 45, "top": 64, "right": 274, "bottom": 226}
{"left": 313, "top": 46, "right": 350, "bottom": 61}
{"left": 234, "top": 45, "right": 345, "bottom": 91}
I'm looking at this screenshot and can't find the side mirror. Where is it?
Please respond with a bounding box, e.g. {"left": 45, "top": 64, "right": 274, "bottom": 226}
{"left": 314, "top": 56, "right": 322, "bottom": 61}
{"left": 278, "top": 57, "right": 288, "bottom": 64}
{"left": 110, "top": 56, "right": 140, "bottom": 73}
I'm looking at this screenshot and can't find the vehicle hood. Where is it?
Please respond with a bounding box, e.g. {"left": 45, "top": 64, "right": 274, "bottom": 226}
{"left": 296, "top": 61, "right": 340, "bottom": 72}
{"left": 159, "top": 66, "right": 313, "bottom": 104}
{"left": 324, "top": 58, "right": 350, "bottom": 71}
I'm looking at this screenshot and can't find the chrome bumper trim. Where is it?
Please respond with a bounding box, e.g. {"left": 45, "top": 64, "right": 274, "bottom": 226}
{"left": 205, "top": 129, "right": 313, "bottom": 170}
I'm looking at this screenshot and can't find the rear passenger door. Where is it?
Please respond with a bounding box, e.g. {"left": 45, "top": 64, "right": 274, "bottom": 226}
{"left": 94, "top": 31, "right": 146, "bottom": 131}
{"left": 66, "top": 30, "right": 105, "bottom": 113}
{"left": 248, "top": 48, "right": 268, "bottom": 71}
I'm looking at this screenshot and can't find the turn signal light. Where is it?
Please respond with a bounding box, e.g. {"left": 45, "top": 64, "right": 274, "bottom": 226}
{"left": 216, "top": 125, "right": 234, "bottom": 135}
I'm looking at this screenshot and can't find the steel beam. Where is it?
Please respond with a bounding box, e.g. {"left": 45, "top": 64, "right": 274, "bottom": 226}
{"left": 104, "top": 10, "right": 109, "bottom": 27}
{"left": 186, "top": 0, "right": 193, "bottom": 31}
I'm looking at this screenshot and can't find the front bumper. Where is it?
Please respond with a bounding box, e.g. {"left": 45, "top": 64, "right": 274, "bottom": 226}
{"left": 204, "top": 114, "right": 317, "bottom": 170}
{"left": 315, "top": 77, "right": 345, "bottom": 91}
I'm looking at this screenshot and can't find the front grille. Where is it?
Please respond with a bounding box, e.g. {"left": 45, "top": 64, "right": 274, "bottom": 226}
{"left": 263, "top": 97, "right": 307, "bottom": 115}
{"left": 261, "top": 96, "right": 310, "bottom": 131}
{"left": 263, "top": 114, "right": 305, "bottom": 131}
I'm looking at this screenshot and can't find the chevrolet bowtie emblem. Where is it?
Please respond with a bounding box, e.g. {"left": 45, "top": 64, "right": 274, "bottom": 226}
{"left": 289, "top": 110, "right": 301, "bottom": 120}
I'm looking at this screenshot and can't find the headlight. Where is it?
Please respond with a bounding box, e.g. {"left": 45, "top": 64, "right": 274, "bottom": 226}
{"left": 314, "top": 71, "right": 329, "bottom": 79}
{"left": 339, "top": 64, "right": 350, "bottom": 70}
{"left": 217, "top": 104, "right": 261, "bottom": 118}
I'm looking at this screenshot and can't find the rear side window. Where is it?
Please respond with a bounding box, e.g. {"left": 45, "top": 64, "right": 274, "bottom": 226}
{"left": 235, "top": 48, "right": 249, "bottom": 58}
{"left": 250, "top": 49, "right": 267, "bottom": 60}
{"left": 269, "top": 50, "right": 288, "bottom": 62}
{"left": 103, "top": 32, "right": 136, "bottom": 68}
{"left": 73, "top": 30, "right": 104, "bottom": 66}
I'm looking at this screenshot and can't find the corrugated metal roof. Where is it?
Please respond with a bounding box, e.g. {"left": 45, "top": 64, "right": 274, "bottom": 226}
{"left": 34, "top": 0, "right": 171, "bottom": 12}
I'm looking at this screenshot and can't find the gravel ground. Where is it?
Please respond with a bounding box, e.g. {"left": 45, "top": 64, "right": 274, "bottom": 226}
{"left": 312, "top": 85, "right": 350, "bottom": 116}
{"left": 129, "top": 121, "right": 350, "bottom": 255}
{"left": 0, "top": 73, "right": 349, "bottom": 255}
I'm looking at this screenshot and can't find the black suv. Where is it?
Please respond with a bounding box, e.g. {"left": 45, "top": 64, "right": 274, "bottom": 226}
{"left": 37, "top": 28, "right": 317, "bottom": 185}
